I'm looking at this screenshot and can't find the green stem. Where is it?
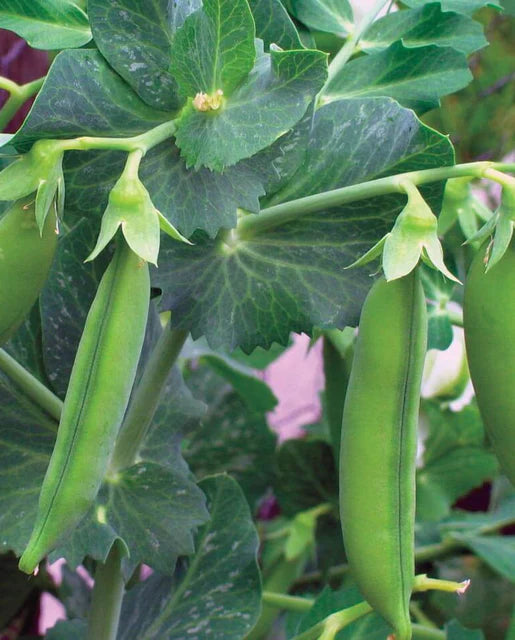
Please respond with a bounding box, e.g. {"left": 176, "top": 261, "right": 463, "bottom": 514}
{"left": 412, "top": 625, "right": 445, "bottom": 640}
{"left": 410, "top": 602, "right": 438, "bottom": 628}
{"left": 0, "top": 76, "right": 45, "bottom": 132}
{"left": 483, "top": 167, "right": 515, "bottom": 189}
{"left": 86, "top": 541, "right": 126, "bottom": 640}
{"left": 323, "top": 0, "right": 390, "bottom": 88}
{"left": 237, "top": 162, "right": 492, "bottom": 240}
{"left": 59, "top": 120, "right": 177, "bottom": 155}
{"left": 109, "top": 323, "right": 189, "bottom": 472}
{"left": 291, "top": 601, "right": 373, "bottom": 640}
{"left": 0, "top": 349, "right": 62, "bottom": 422}
{"left": 447, "top": 308, "right": 463, "bottom": 328}
{"left": 262, "top": 591, "right": 314, "bottom": 613}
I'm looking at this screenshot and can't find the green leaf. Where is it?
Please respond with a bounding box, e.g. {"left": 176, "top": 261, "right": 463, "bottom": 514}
{"left": 154, "top": 98, "right": 453, "bottom": 352}
{"left": 403, "top": 0, "right": 501, "bottom": 13}
{"left": 88, "top": 0, "right": 194, "bottom": 111}
{"left": 290, "top": 0, "right": 354, "bottom": 37}
{"left": 361, "top": 4, "right": 487, "bottom": 55}
{"left": 248, "top": 0, "right": 303, "bottom": 50}
{"left": 0, "top": 0, "right": 91, "bottom": 49}
{"left": 117, "top": 475, "right": 261, "bottom": 640}
{"left": 183, "top": 367, "right": 277, "bottom": 506}
{"left": 421, "top": 263, "right": 457, "bottom": 351}
{"left": 0, "top": 364, "right": 57, "bottom": 557}
{"left": 46, "top": 620, "right": 87, "bottom": 640}
{"left": 174, "top": 44, "right": 328, "bottom": 170}
{"left": 451, "top": 534, "right": 515, "bottom": 582}
{"left": 183, "top": 336, "right": 278, "bottom": 411}
{"left": 62, "top": 143, "right": 266, "bottom": 239}
{"left": 170, "top": 0, "right": 256, "bottom": 98}
{"left": 323, "top": 41, "right": 473, "bottom": 113}
{"left": 446, "top": 619, "right": 486, "bottom": 639}
{"left": 12, "top": 49, "right": 169, "bottom": 152}
{"left": 289, "top": 586, "right": 391, "bottom": 639}
{"left": 274, "top": 440, "right": 337, "bottom": 516}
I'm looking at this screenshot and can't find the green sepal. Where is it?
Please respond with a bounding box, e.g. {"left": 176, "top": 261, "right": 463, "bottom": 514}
{"left": 157, "top": 210, "right": 192, "bottom": 245}
{"left": 345, "top": 235, "right": 385, "bottom": 270}
{"left": 35, "top": 156, "right": 64, "bottom": 233}
{"left": 0, "top": 140, "right": 64, "bottom": 204}
{"left": 87, "top": 173, "right": 161, "bottom": 265}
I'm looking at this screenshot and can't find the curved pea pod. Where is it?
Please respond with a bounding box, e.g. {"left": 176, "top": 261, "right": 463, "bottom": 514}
{"left": 0, "top": 198, "right": 58, "bottom": 345}
{"left": 464, "top": 240, "right": 515, "bottom": 485}
{"left": 19, "top": 237, "right": 150, "bottom": 574}
{"left": 340, "top": 271, "right": 427, "bottom": 640}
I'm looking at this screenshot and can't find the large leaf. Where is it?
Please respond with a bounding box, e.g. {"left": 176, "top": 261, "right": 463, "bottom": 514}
{"left": 290, "top": 0, "right": 354, "bottom": 37}
{"left": 0, "top": 364, "right": 57, "bottom": 557}
{"left": 451, "top": 534, "right": 515, "bottom": 582}
{"left": 403, "top": 0, "right": 501, "bottom": 13}
{"left": 248, "top": 0, "right": 303, "bottom": 50}
{"left": 170, "top": 0, "right": 256, "bottom": 98}
{"left": 182, "top": 368, "right": 277, "bottom": 506}
{"left": 12, "top": 49, "right": 169, "bottom": 152}
{"left": 322, "top": 41, "right": 472, "bottom": 113}
{"left": 153, "top": 98, "right": 453, "bottom": 352}
{"left": 361, "top": 3, "right": 487, "bottom": 55}
{"left": 88, "top": 0, "right": 197, "bottom": 111}
{"left": 117, "top": 475, "right": 261, "bottom": 640}
{"left": 0, "top": 0, "right": 91, "bottom": 49}
{"left": 174, "top": 44, "right": 328, "bottom": 170}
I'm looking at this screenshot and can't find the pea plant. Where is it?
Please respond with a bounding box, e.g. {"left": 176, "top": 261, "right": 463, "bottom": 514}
{"left": 0, "top": 0, "right": 514, "bottom": 638}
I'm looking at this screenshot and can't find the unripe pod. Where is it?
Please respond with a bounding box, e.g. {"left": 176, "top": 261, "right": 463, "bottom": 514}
{"left": 340, "top": 271, "right": 427, "bottom": 639}
{"left": 19, "top": 238, "right": 150, "bottom": 574}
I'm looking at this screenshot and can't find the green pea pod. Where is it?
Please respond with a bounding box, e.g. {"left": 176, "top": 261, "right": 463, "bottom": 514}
{"left": 0, "top": 198, "right": 58, "bottom": 345}
{"left": 19, "top": 237, "right": 150, "bottom": 574}
{"left": 340, "top": 271, "right": 427, "bottom": 639}
{"left": 464, "top": 240, "right": 515, "bottom": 485}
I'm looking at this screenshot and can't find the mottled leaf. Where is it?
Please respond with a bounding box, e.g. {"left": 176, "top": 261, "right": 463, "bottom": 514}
{"left": 117, "top": 475, "right": 261, "bottom": 640}
{"left": 361, "top": 3, "right": 487, "bottom": 55}
{"left": 12, "top": 49, "right": 169, "bottom": 152}
{"left": 0, "top": 0, "right": 91, "bottom": 49}
{"left": 154, "top": 98, "right": 453, "bottom": 352}
{"left": 323, "top": 41, "right": 472, "bottom": 113}
{"left": 290, "top": 0, "right": 354, "bottom": 36}
{"left": 174, "top": 45, "right": 328, "bottom": 170}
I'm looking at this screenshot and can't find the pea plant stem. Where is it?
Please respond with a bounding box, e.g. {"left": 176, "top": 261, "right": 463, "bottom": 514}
{"left": 109, "top": 322, "right": 189, "bottom": 473}
{"left": 0, "top": 76, "right": 45, "bottom": 132}
{"left": 86, "top": 541, "right": 126, "bottom": 640}
{"left": 237, "top": 162, "right": 497, "bottom": 240}
{"left": 324, "top": 0, "right": 390, "bottom": 88}
{"left": 262, "top": 591, "right": 314, "bottom": 612}
{"left": 412, "top": 625, "right": 445, "bottom": 640}
{"left": 0, "top": 348, "right": 62, "bottom": 422}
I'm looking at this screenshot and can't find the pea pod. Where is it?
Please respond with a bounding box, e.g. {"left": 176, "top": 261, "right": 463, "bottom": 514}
{"left": 464, "top": 240, "right": 515, "bottom": 485}
{"left": 0, "top": 198, "right": 58, "bottom": 345}
{"left": 19, "top": 237, "right": 150, "bottom": 574}
{"left": 340, "top": 271, "right": 427, "bottom": 639}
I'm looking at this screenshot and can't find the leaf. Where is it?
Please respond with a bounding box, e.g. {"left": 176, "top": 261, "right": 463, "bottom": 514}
{"left": 403, "top": 0, "right": 501, "bottom": 13}
{"left": 451, "top": 534, "right": 515, "bottom": 582}
{"left": 289, "top": 586, "right": 391, "bottom": 639}
{"left": 11, "top": 49, "right": 169, "bottom": 152}
{"left": 0, "top": 362, "right": 57, "bottom": 557}
{"left": 248, "top": 0, "right": 303, "bottom": 50}
{"left": 88, "top": 0, "right": 194, "bottom": 111}
{"left": 446, "top": 619, "right": 486, "bottom": 639}
{"left": 170, "top": 0, "right": 256, "bottom": 98}
{"left": 53, "top": 461, "right": 208, "bottom": 573}
{"left": 154, "top": 98, "right": 453, "bottom": 352}
{"left": 174, "top": 44, "right": 328, "bottom": 170}
{"left": 361, "top": 4, "right": 487, "bottom": 55}
{"left": 117, "top": 475, "right": 261, "bottom": 640}
{"left": 0, "top": 0, "right": 91, "bottom": 49}
{"left": 46, "top": 620, "right": 87, "bottom": 640}
{"left": 421, "top": 264, "right": 457, "bottom": 351}
{"left": 183, "top": 367, "right": 277, "bottom": 506}
{"left": 322, "top": 41, "right": 472, "bottom": 113}
{"left": 274, "top": 440, "right": 337, "bottom": 517}
{"left": 183, "top": 336, "right": 278, "bottom": 411}
{"left": 290, "top": 0, "right": 354, "bottom": 37}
